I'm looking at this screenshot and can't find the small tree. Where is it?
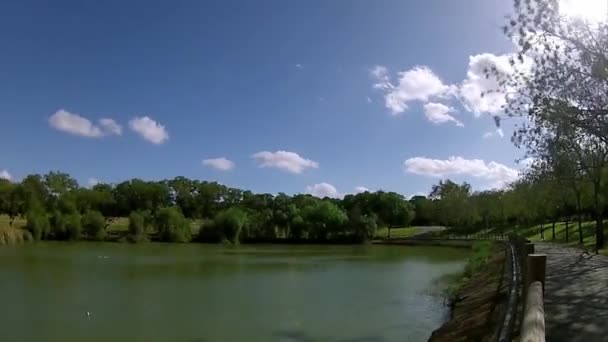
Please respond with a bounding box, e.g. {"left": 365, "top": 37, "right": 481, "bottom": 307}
{"left": 82, "top": 210, "right": 105, "bottom": 241}
{"left": 155, "top": 207, "right": 191, "bottom": 243}
{"left": 128, "top": 211, "right": 148, "bottom": 242}
{"left": 213, "top": 207, "right": 248, "bottom": 243}
{"left": 65, "top": 213, "right": 82, "bottom": 241}
{"left": 25, "top": 207, "right": 50, "bottom": 241}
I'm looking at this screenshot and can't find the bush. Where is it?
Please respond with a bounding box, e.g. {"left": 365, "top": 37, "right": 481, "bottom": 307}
{"left": 25, "top": 209, "right": 50, "bottom": 241}
{"left": 213, "top": 207, "right": 248, "bottom": 243}
{"left": 82, "top": 210, "right": 105, "bottom": 241}
{"left": 155, "top": 207, "right": 191, "bottom": 243}
{"left": 65, "top": 213, "right": 82, "bottom": 241}
{"left": 50, "top": 211, "right": 68, "bottom": 240}
{"left": 128, "top": 211, "right": 148, "bottom": 242}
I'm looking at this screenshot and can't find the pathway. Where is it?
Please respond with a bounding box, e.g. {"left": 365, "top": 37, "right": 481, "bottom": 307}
{"left": 536, "top": 244, "right": 608, "bottom": 342}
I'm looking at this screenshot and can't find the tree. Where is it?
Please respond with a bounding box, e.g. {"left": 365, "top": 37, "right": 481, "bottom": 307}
{"left": 212, "top": 207, "right": 248, "bottom": 243}
{"left": 498, "top": 0, "right": 608, "bottom": 249}
{"left": 25, "top": 204, "right": 50, "bottom": 241}
{"left": 82, "top": 210, "right": 105, "bottom": 241}
{"left": 128, "top": 211, "right": 148, "bottom": 242}
{"left": 64, "top": 213, "right": 82, "bottom": 241}
{"left": 155, "top": 207, "right": 191, "bottom": 243}
{"left": 301, "top": 200, "right": 347, "bottom": 241}
{"left": 430, "top": 180, "right": 473, "bottom": 232}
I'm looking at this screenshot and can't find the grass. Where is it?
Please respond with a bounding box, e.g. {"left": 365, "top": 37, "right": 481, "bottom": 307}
{"left": 1, "top": 214, "right": 205, "bottom": 241}
{"left": 485, "top": 220, "right": 608, "bottom": 255}
{"left": 0, "top": 215, "right": 30, "bottom": 245}
{"left": 374, "top": 226, "right": 421, "bottom": 239}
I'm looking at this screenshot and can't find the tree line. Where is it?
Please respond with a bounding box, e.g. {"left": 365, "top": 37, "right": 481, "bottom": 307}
{"left": 0, "top": 173, "right": 416, "bottom": 243}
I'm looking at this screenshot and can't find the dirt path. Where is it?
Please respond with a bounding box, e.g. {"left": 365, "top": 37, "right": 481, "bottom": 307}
{"left": 536, "top": 244, "right": 608, "bottom": 342}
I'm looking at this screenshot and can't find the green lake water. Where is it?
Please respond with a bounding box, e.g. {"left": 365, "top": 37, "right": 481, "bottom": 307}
{"left": 0, "top": 242, "right": 469, "bottom": 342}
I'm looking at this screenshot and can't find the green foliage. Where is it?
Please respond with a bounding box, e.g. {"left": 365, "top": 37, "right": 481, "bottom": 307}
{"left": 25, "top": 206, "right": 50, "bottom": 241}
{"left": 127, "top": 211, "right": 148, "bottom": 242}
{"left": 155, "top": 207, "right": 191, "bottom": 243}
{"left": 64, "top": 213, "right": 82, "bottom": 241}
{"left": 301, "top": 200, "right": 347, "bottom": 241}
{"left": 463, "top": 241, "right": 493, "bottom": 278}
{"left": 212, "top": 207, "right": 248, "bottom": 243}
{"left": 82, "top": 210, "right": 105, "bottom": 241}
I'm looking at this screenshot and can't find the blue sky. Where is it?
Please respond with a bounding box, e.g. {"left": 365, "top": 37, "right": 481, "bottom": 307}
{"left": 0, "top": 0, "right": 532, "bottom": 197}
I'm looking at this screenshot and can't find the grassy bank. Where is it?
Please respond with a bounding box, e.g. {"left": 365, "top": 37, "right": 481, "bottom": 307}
{"left": 494, "top": 221, "right": 608, "bottom": 255}
{"left": 374, "top": 226, "right": 421, "bottom": 239}
{"left": 430, "top": 242, "right": 509, "bottom": 341}
{"left": 0, "top": 216, "right": 31, "bottom": 245}
{"left": 444, "top": 241, "right": 493, "bottom": 298}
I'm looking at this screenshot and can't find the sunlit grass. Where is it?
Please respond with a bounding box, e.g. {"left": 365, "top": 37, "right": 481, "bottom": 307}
{"left": 374, "top": 226, "right": 421, "bottom": 239}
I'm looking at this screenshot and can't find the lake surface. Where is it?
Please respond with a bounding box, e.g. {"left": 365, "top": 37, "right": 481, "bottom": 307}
{"left": 0, "top": 242, "right": 468, "bottom": 342}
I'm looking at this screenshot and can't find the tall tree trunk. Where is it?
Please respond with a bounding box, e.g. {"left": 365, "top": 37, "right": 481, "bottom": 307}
{"left": 565, "top": 220, "right": 569, "bottom": 242}
{"left": 593, "top": 181, "right": 605, "bottom": 251}
{"left": 387, "top": 226, "right": 391, "bottom": 239}
{"left": 540, "top": 222, "right": 544, "bottom": 240}
{"left": 552, "top": 221, "right": 556, "bottom": 240}
{"left": 578, "top": 214, "right": 584, "bottom": 244}
{"left": 576, "top": 193, "right": 583, "bottom": 244}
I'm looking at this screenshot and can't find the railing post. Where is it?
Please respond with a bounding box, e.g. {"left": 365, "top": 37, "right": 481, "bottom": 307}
{"left": 521, "top": 281, "right": 545, "bottom": 342}
{"left": 526, "top": 254, "right": 547, "bottom": 293}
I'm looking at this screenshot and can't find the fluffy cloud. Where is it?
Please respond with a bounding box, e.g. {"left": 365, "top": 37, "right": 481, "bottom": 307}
{"left": 87, "top": 178, "right": 100, "bottom": 187}
{"left": 458, "top": 53, "right": 530, "bottom": 116}
{"left": 307, "top": 182, "right": 341, "bottom": 198}
{"left": 0, "top": 170, "right": 11, "bottom": 180}
{"left": 202, "top": 157, "right": 235, "bottom": 171}
{"left": 423, "top": 103, "right": 463, "bottom": 126}
{"left": 129, "top": 116, "right": 169, "bottom": 145}
{"left": 372, "top": 65, "right": 455, "bottom": 115}
{"left": 49, "top": 109, "right": 122, "bottom": 138}
{"left": 404, "top": 156, "right": 519, "bottom": 188}
{"left": 252, "top": 150, "right": 318, "bottom": 174}
{"left": 354, "top": 186, "right": 370, "bottom": 193}
{"left": 98, "top": 118, "right": 122, "bottom": 135}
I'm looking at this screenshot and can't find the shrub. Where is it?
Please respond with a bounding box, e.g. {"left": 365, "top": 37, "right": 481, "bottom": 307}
{"left": 155, "top": 207, "right": 191, "bottom": 243}
{"left": 65, "top": 213, "right": 82, "bottom": 241}
{"left": 25, "top": 208, "right": 50, "bottom": 241}
{"left": 213, "top": 207, "right": 248, "bottom": 243}
{"left": 82, "top": 210, "right": 105, "bottom": 241}
{"left": 50, "top": 211, "right": 68, "bottom": 240}
{"left": 128, "top": 211, "right": 148, "bottom": 242}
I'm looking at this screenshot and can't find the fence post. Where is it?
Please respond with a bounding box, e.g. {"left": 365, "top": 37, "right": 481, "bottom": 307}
{"left": 526, "top": 254, "right": 547, "bottom": 292}
{"left": 521, "top": 281, "right": 545, "bottom": 342}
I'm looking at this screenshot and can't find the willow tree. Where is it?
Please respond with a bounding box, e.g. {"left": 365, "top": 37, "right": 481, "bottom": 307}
{"left": 496, "top": 0, "right": 608, "bottom": 250}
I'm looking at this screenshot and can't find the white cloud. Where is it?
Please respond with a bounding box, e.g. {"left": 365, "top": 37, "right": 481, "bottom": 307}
{"left": 49, "top": 109, "right": 121, "bottom": 138}
{"left": 496, "top": 128, "right": 504, "bottom": 138}
{"left": 372, "top": 65, "right": 456, "bottom": 115}
{"left": 98, "top": 118, "right": 122, "bottom": 135}
{"left": 295, "top": 63, "right": 303, "bottom": 69}
{"left": 0, "top": 170, "right": 11, "bottom": 180}
{"left": 87, "top": 178, "right": 100, "bottom": 187}
{"left": 482, "top": 131, "right": 494, "bottom": 139}
{"left": 404, "top": 156, "right": 520, "bottom": 188}
{"left": 252, "top": 150, "right": 319, "bottom": 174}
{"left": 202, "top": 157, "right": 235, "bottom": 171}
{"left": 366, "top": 97, "right": 372, "bottom": 104}
{"left": 306, "top": 182, "right": 342, "bottom": 198}
{"left": 354, "top": 186, "right": 370, "bottom": 193}
{"left": 458, "top": 53, "right": 532, "bottom": 116}
{"left": 423, "top": 102, "right": 463, "bottom": 126}
{"left": 129, "top": 116, "right": 169, "bottom": 145}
